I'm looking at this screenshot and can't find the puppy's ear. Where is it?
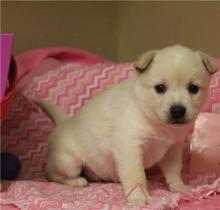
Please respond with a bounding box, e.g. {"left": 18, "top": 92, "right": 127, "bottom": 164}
{"left": 196, "top": 51, "right": 218, "bottom": 74}
{"left": 134, "top": 50, "right": 157, "bottom": 73}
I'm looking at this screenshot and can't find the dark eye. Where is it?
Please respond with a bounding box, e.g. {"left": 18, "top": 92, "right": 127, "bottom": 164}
{"left": 188, "top": 84, "right": 200, "bottom": 94}
{"left": 154, "top": 84, "right": 166, "bottom": 94}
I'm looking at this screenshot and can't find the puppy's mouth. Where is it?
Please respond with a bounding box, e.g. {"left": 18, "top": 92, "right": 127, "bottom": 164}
{"left": 157, "top": 117, "right": 191, "bottom": 127}
{"left": 164, "top": 117, "right": 196, "bottom": 128}
{"left": 168, "top": 118, "right": 188, "bottom": 125}
{"left": 156, "top": 113, "right": 194, "bottom": 127}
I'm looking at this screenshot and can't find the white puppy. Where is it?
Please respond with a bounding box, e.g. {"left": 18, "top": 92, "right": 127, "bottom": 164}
{"left": 34, "top": 45, "right": 217, "bottom": 204}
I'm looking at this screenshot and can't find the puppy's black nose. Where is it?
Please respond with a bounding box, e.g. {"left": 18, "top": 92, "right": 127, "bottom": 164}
{"left": 170, "top": 105, "right": 186, "bottom": 120}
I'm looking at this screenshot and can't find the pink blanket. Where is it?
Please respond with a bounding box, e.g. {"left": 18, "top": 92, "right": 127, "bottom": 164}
{"left": 1, "top": 175, "right": 220, "bottom": 210}
{"left": 1, "top": 48, "right": 220, "bottom": 210}
{"left": 15, "top": 48, "right": 112, "bottom": 92}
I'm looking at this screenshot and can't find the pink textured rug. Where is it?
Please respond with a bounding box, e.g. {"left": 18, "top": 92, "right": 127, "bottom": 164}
{"left": 1, "top": 174, "right": 220, "bottom": 210}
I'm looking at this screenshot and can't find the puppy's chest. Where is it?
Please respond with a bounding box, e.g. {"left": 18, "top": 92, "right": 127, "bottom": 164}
{"left": 142, "top": 133, "right": 175, "bottom": 169}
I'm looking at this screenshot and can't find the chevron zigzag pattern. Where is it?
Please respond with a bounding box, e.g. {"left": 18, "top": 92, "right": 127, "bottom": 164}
{"left": 1, "top": 63, "right": 133, "bottom": 178}
{"left": 1, "top": 63, "right": 219, "bottom": 179}
{"left": 1, "top": 63, "right": 220, "bottom": 210}
{"left": 202, "top": 70, "right": 220, "bottom": 114}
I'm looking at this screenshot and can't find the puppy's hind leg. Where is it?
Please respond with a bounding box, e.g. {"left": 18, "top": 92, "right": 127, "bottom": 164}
{"left": 46, "top": 152, "right": 88, "bottom": 187}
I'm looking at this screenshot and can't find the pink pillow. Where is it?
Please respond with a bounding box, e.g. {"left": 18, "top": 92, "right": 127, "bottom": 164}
{"left": 1, "top": 63, "right": 133, "bottom": 178}
{"left": 202, "top": 60, "right": 220, "bottom": 114}
{"left": 1, "top": 62, "right": 219, "bottom": 179}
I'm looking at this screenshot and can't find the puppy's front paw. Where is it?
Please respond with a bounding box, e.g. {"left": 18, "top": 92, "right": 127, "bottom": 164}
{"left": 127, "top": 188, "right": 150, "bottom": 205}
{"left": 169, "top": 183, "right": 192, "bottom": 192}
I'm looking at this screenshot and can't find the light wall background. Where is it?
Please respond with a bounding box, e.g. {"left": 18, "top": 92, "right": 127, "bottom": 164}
{"left": 2, "top": 1, "right": 220, "bottom": 62}
{"left": 1, "top": 2, "right": 119, "bottom": 61}
{"left": 118, "top": 2, "right": 220, "bottom": 62}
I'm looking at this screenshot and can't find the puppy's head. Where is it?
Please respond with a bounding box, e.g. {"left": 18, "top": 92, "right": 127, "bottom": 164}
{"left": 134, "top": 45, "right": 218, "bottom": 125}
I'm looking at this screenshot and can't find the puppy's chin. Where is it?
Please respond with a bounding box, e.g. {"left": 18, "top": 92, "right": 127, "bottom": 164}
{"left": 166, "top": 122, "right": 189, "bottom": 128}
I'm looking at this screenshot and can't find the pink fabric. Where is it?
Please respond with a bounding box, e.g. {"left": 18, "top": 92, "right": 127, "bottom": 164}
{"left": 190, "top": 113, "right": 220, "bottom": 175}
{"left": 202, "top": 66, "right": 220, "bottom": 114}
{"left": 15, "top": 48, "right": 112, "bottom": 92}
{"left": 1, "top": 52, "right": 220, "bottom": 209}
{"left": 1, "top": 174, "right": 220, "bottom": 210}
{"left": 1, "top": 63, "right": 133, "bottom": 179}
{"left": 2, "top": 61, "right": 220, "bottom": 179}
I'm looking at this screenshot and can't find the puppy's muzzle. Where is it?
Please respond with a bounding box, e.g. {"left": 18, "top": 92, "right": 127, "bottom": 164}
{"left": 169, "top": 105, "right": 186, "bottom": 124}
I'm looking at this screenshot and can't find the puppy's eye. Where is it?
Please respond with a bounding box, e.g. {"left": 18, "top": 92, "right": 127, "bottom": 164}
{"left": 154, "top": 84, "right": 166, "bottom": 94}
{"left": 188, "top": 84, "right": 200, "bottom": 94}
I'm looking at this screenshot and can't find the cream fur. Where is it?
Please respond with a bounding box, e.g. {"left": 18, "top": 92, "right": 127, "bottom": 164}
{"left": 34, "top": 45, "right": 217, "bottom": 204}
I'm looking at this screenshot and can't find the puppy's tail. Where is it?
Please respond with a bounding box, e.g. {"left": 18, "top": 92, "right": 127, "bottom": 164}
{"left": 33, "top": 98, "right": 68, "bottom": 125}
